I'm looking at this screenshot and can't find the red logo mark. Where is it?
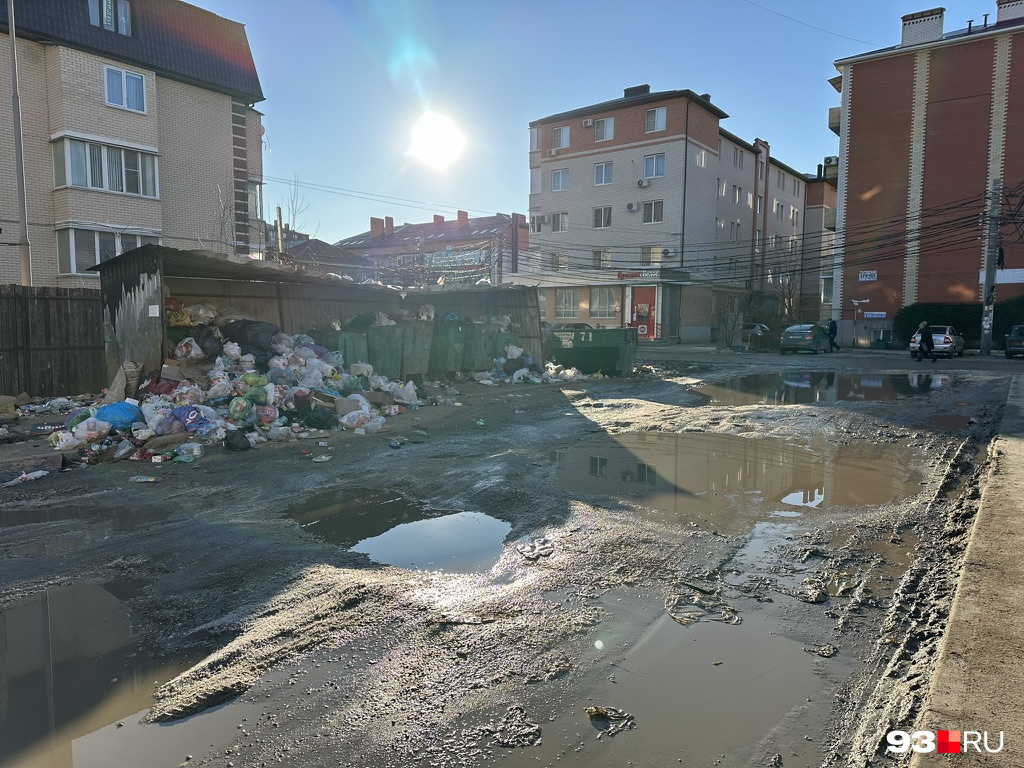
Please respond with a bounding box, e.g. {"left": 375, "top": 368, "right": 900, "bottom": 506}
{"left": 938, "top": 730, "right": 961, "bottom": 754}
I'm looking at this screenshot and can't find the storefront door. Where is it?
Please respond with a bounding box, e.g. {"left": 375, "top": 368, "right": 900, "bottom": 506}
{"left": 631, "top": 286, "right": 657, "bottom": 339}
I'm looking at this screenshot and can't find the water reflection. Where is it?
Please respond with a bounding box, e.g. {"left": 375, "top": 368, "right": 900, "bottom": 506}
{"left": 0, "top": 582, "right": 193, "bottom": 768}
{"left": 693, "top": 372, "right": 952, "bottom": 406}
{"left": 555, "top": 432, "right": 921, "bottom": 534}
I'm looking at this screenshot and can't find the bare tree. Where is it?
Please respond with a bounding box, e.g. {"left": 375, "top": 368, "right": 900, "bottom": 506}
{"left": 279, "top": 173, "right": 311, "bottom": 233}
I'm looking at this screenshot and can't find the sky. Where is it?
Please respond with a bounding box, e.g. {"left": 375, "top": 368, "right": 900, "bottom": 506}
{"left": 195, "top": 0, "right": 993, "bottom": 245}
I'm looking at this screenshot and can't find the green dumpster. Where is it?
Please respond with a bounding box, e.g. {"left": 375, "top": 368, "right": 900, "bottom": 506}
{"left": 368, "top": 325, "right": 404, "bottom": 379}
{"left": 493, "top": 331, "right": 521, "bottom": 361}
{"left": 401, "top": 321, "right": 434, "bottom": 378}
{"left": 338, "top": 331, "right": 369, "bottom": 368}
{"left": 429, "top": 319, "right": 466, "bottom": 375}
{"left": 550, "top": 328, "right": 637, "bottom": 376}
{"left": 463, "top": 324, "right": 498, "bottom": 371}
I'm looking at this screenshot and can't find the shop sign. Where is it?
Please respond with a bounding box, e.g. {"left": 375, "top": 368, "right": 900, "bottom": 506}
{"left": 858, "top": 270, "right": 877, "bottom": 281}
{"left": 863, "top": 311, "right": 886, "bottom": 319}
{"left": 617, "top": 270, "right": 660, "bottom": 280}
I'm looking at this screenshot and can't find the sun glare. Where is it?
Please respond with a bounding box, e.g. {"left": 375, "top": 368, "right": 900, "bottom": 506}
{"left": 409, "top": 111, "right": 465, "bottom": 169}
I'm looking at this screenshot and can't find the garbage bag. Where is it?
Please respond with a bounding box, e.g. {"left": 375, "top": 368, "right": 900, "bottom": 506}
{"left": 188, "top": 324, "right": 223, "bottom": 361}
{"left": 228, "top": 397, "right": 252, "bottom": 421}
{"left": 224, "top": 429, "right": 251, "bottom": 451}
{"left": 183, "top": 304, "right": 218, "bottom": 324}
{"left": 95, "top": 401, "right": 144, "bottom": 431}
{"left": 303, "top": 408, "right": 337, "bottom": 430}
{"left": 363, "top": 415, "right": 386, "bottom": 433}
{"left": 392, "top": 382, "right": 418, "bottom": 404}
{"left": 344, "top": 311, "right": 377, "bottom": 331}
{"left": 142, "top": 400, "right": 174, "bottom": 431}
{"left": 73, "top": 418, "right": 113, "bottom": 440}
{"left": 223, "top": 341, "right": 242, "bottom": 360}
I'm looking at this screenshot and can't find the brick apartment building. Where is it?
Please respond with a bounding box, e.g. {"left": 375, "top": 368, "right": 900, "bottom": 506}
{"left": 336, "top": 211, "right": 529, "bottom": 288}
{"left": 0, "top": 0, "right": 264, "bottom": 287}
{"left": 512, "top": 85, "right": 835, "bottom": 343}
{"left": 831, "top": 1, "right": 1024, "bottom": 345}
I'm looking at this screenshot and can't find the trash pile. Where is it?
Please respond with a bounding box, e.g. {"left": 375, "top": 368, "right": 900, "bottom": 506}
{"left": 33, "top": 305, "right": 427, "bottom": 464}
{"left": 466, "top": 343, "right": 588, "bottom": 387}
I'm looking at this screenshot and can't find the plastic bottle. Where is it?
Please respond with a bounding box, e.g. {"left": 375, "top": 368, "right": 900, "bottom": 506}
{"left": 129, "top": 476, "right": 161, "bottom": 483}
{"left": 175, "top": 442, "right": 204, "bottom": 459}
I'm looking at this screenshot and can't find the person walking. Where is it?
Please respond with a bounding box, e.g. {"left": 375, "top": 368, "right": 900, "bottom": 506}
{"left": 827, "top": 318, "right": 840, "bottom": 353}
{"left": 916, "top": 320, "right": 937, "bottom": 362}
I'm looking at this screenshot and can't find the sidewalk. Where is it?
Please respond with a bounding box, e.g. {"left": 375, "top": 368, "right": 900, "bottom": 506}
{"left": 911, "top": 374, "right": 1024, "bottom": 764}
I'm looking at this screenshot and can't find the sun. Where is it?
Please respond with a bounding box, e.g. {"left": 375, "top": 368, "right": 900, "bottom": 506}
{"left": 409, "top": 111, "right": 465, "bottom": 169}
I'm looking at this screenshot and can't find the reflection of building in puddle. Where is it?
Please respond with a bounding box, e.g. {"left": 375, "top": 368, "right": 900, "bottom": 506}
{"left": 0, "top": 583, "right": 135, "bottom": 768}
{"left": 555, "top": 432, "right": 921, "bottom": 531}
{"left": 693, "top": 373, "right": 952, "bottom": 406}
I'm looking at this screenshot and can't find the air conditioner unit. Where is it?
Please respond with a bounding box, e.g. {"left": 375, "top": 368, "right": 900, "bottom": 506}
{"left": 626, "top": 202, "right": 637, "bottom": 212}
{"left": 637, "top": 178, "right": 649, "bottom": 188}
{"left": 539, "top": 215, "right": 551, "bottom": 224}
{"left": 582, "top": 119, "right": 593, "bottom": 127}
{"left": 823, "top": 156, "right": 839, "bottom": 166}
{"left": 547, "top": 148, "right": 558, "bottom": 157}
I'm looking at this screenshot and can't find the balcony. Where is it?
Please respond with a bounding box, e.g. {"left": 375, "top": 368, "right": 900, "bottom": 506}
{"left": 828, "top": 106, "right": 842, "bottom": 136}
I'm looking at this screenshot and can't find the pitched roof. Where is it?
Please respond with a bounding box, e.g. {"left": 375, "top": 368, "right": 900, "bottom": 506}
{"left": 337, "top": 214, "right": 517, "bottom": 253}
{"left": 1, "top": 0, "right": 263, "bottom": 102}
{"left": 530, "top": 88, "right": 728, "bottom": 127}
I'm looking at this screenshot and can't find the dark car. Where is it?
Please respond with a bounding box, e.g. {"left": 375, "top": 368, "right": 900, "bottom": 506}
{"left": 1006, "top": 325, "right": 1024, "bottom": 358}
{"left": 779, "top": 323, "right": 826, "bottom": 354}
{"left": 551, "top": 322, "right": 594, "bottom": 330}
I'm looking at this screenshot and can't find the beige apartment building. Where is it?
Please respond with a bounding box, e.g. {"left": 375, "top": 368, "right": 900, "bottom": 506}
{"left": 0, "top": 0, "right": 264, "bottom": 287}
{"left": 514, "top": 85, "right": 835, "bottom": 344}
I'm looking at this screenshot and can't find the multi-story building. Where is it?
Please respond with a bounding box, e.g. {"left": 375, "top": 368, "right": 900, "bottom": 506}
{"left": 0, "top": 0, "right": 264, "bottom": 287}
{"left": 831, "top": 1, "right": 1024, "bottom": 345}
{"left": 514, "top": 85, "right": 834, "bottom": 343}
{"left": 335, "top": 210, "right": 528, "bottom": 287}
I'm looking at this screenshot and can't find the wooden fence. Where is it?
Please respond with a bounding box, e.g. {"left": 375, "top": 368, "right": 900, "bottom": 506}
{"left": 0, "top": 285, "right": 107, "bottom": 397}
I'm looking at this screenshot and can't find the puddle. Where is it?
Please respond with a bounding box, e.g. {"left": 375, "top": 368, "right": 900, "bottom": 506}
{"left": 555, "top": 432, "right": 922, "bottom": 536}
{"left": 287, "top": 488, "right": 511, "bottom": 572}
{"left": 693, "top": 372, "right": 953, "bottom": 406}
{"left": 0, "top": 582, "right": 201, "bottom": 768}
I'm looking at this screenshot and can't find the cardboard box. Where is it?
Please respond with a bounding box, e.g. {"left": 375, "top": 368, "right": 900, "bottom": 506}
{"left": 361, "top": 390, "right": 394, "bottom": 407}
{"left": 161, "top": 359, "right": 183, "bottom": 382}
{"left": 309, "top": 391, "right": 336, "bottom": 410}
{"left": 335, "top": 397, "right": 364, "bottom": 416}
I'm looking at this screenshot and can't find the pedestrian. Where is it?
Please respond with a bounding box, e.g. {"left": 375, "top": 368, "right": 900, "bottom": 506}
{"left": 916, "top": 320, "right": 937, "bottom": 363}
{"left": 827, "top": 318, "right": 839, "bottom": 353}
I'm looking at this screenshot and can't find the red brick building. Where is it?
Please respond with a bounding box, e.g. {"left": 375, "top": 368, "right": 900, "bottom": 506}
{"left": 832, "top": 1, "right": 1024, "bottom": 345}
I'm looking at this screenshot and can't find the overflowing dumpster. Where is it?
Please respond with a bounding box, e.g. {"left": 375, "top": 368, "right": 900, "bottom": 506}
{"left": 548, "top": 328, "right": 637, "bottom": 376}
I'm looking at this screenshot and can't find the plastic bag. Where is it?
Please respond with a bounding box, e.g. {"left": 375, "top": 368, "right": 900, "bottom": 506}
{"left": 183, "top": 304, "right": 218, "bottom": 325}
{"left": 505, "top": 345, "right": 524, "bottom": 360}
{"left": 323, "top": 351, "right": 344, "bottom": 367}
{"left": 340, "top": 410, "right": 371, "bottom": 429}
{"left": 142, "top": 400, "right": 174, "bottom": 431}
{"left": 174, "top": 337, "right": 204, "bottom": 360}
{"left": 171, "top": 406, "right": 213, "bottom": 434}
{"left": 95, "top": 401, "right": 143, "bottom": 430}
{"left": 266, "top": 426, "right": 292, "bottom": 441}
{"left": 305, "top": 358, "right": 336, "bottom": 377}
{"left": 419, "top": 304, "right": 435, "bottom": 321}
{"left": 296, "top": 342, "right": 329, "bottom": 359}
{"left": 363, "top": 415, "right": 386, "bottom": 434}
{"left": 253, "top": 405, "right": 279, "bottom": 424}
{"left": 224, "top": 429, "right": 251, "bottom": 451}
{"left": 349, "top": 363, "right": 373, "bottom": 377}
{"left": 267, "top": 368, "right": 296, "bottom": 386}
{"left": 392, "top": 381, "right": 418, "bottom": 404}
{"left": 49, "top": 431, "right": 85, "bottom": 450}
{"left": 372, "top": 313, "right": 396, "bottom": 327}
{"left": 222, "top": 341, "right": 241, "bottom": 360}
{"left": 73, "top": 418, "right": 112, "bottom": 441}
{"left": 368, "top": 374, "right": 390, "bottom": 391}
{"left": 268, "top": 355, "right": 289, "bottom": 369}
{"left": 228, "top": 397, "right": 252, "bottom": 421}
{"left": 344, "top": 393, "right": 372, "bottom": 412}
{"left": 297, "top": 367, "right": 324, "bottom": 389}
{"left": 271, "top": 332, "right": 294, "bottom": 355}
{"left": 207, "top": 381, "right": 232, "bottom": 400}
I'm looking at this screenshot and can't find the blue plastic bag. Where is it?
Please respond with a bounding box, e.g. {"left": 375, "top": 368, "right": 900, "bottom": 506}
{"left": 95, "top": 401, "right": 144, "bottom": 431}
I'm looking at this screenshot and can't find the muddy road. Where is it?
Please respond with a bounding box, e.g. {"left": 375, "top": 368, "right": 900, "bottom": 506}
{"left": 0, "top": 351, "right": 1009, "bottom": 768}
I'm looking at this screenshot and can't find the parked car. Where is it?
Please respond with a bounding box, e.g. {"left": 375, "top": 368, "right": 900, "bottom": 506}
{"left": 908, "top": 325, "right": 965, "bottom": 358}
{"left": 1006, "top": 325, "right": 1024, "bottom": 358}
{"left": 779, "top": 323, "right": 826, "bottom": 354}
{"left": 551, "top": 322, "right": 594, "bottom": 330}
{"left": 741, "top": 322, "right": 773, "bottom": 351}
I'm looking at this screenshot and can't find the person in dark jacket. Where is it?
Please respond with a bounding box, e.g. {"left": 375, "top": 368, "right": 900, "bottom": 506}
{"left": 827, "top": 318, "right": 839, "bottom": 353}
{"left": 916, "top": 320, "right": 937, "bottom": 362}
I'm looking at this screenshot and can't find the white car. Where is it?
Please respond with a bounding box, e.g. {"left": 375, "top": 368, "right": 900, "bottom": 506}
{"left": 909, "top": 325, "right": 965, "bottom": 358}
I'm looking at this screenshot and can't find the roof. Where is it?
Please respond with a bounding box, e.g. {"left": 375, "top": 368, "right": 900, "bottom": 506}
{"left": 530, "top": 88, "right": 728, "bottom": 127}
{"left": 1, "top": 0, "right": 263, "bottom": 103}
{"left": 88, "top": 244, "right": 523, "bottom": 294}
{"left": 337, "top": 213, "right": 520, "bottom": 253}
{"left": 285, "top": 239, "right": 370, "bottom": 267}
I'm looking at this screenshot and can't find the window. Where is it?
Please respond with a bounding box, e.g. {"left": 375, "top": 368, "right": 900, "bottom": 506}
{"left": 53, "top": 138, "right": 158, "bottom": 197}
{"left": 591, "top": 250, "right": 611, "bottom": 269}
{"left": 530, "top": 216, "right": 543, "bottom": 234}
{"left": 642, "top": 200, "right": 663, "bottom": 223}
{"left": 641, "top": 245, "right": 663, "bottom": 266}
{"left": 551, "top": 212, "right": 568, "bottom": 232}
{"left": 759, "top": 160, "right": 765, "bottom": 180}
{"left": 589, "top": 456, "right": 608, "bottom": 477}
{"left": 595, "top": 117, "right": 614, "bottom": 141}
{"left": 105, "top": 66, "right": 145, "bottom": 112}
{"left": 538, "top": 290, "right": 547, "bottom": 317}
{"left": 57, "top": 227, "right": 157, "bottom": 274}
{"left": 719, "top": 178, "right": 727, "bottom": 197}
{"left": 755, "top": 229, "right": 762, "bottom": 252}
{"left": 636, "top": 463, "right": 656, "bottom": 485}
{"left": 643, "top": 153, "right": 665, "bottom": 178}
{"left": 757, "top": 195, "right": 763, "bottom": 214}
{"left": 530, "top": 168, "right": 541, "bottom": 194}
{"left": 793, "top": 179, "right": 801, "bottom": 197}
{"left": 552, "top": 169, "right": 569, "bottom": 192}
{"left": 733, "top": 147, "right": 744, "bottom": 169}
{"left": 590, "top": 286, "right": 615, "bottom": 317}
{"left": 695, "top": 149, "right": 706, "bottom": 168}
{"left": 594, "top": 162, "right": 613, "bottom": 185}
{"left": 550, "top": 253, "right": 568, "bottom": 271}
{"left": 821, "top": 276, "right": 834, "bottom": 304}
{"left": 777, "top": 170, "right": 785, "bottom": 188}
{"left": 593, "top": 206, "right": 611, "bottom": 228}
{"left": 645, "top": 107, "right": 666, "bottom": 132}
{"left": 529, "top": 127, "right": 540, "bottom": 152}
{"left": 730, "top": 221, "right": 739, "bottom": 241}
{"left": 89, "top": 0, "right": 132, "bottom": 35}
{"left": 791, "top": 207, "right": 800, "bottom": 228}
{"left": 732, "top": 185, "right": 740, "bottom": 205}
{"left": 774, "top": 200, "right": 785, "bottom": 221}
{"left": 552, "top": 126, "right": 569, "bottom": 149}
{"left": 555, "top": 288, "right": 579, "bottom": 318}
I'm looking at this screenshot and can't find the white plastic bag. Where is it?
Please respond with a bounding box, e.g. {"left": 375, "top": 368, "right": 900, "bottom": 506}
{"left": 305, "top": 358, "right": 336, "bottom": 377}
{"left": 341, "top": 410, "right": 371, "bottom": 429}
{"left": 505, "top": 345, "right": 524, "bottom": 360}
{"left": 363, "top": 415, "right": 386, "bottom": 434}
{"left": 344, "top": 394, "right": 372, "bottom": 412}
{"left": 297, "top": 367, "right": 324, "bottom": 388}
{"left": 368, "top": 374, "right": 391, "bottom": 391}
{"left": 268, "top": 355, "right": 289, "bottom": 369}
{"left": 392, "top": 381, "right": 418, "bottom": 404}
{"left": 349, "top": 362, "right": 373, "bottom": 377}
{"left": 512, "top": 367, "right": 530, "bottom": 383}
{"left": 142, "top": 400, "right": 174, "bottom": 431}
{"left": 222, "top": 341, "right": 241, "bottom": 360}
{"left": 49, "top": 431, "right": 85, "bottom": 450}
{"left": 73, "top": 418, "right": 113, "bottom": 441}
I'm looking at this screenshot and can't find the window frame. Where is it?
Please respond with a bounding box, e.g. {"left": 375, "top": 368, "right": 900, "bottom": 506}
{"left": 643, "top": 153, "right": 665, "bottom": 179}
{"left": 551, "top": 211, "right": 568, "bottom": 233}
{"left": 552, "top": 168, "right": 569, "bottom": 192}
{"left": 53, "top": 137, "right": 159, "bottom": 198}
{"left": 642, "top": 200, "right": 664, "bottom": 224}
{"left": 591, "top": 250, "right": 611, "bottom": 270}
{"left": 104, "top": 66, "right": 146, "bottom": 113}
{"left": 555, "top": 287, "right": 580, "bottom": 318}
{"left": 57, "top": 226, "right": 158, "bottom": 275}
{"left": 594, "top": 161, "right": 613, "bottom": 186}
{"left": 593, "top": 206, "right": 612, "bottom": 229}
{"left": 552, "top": 125, "right": 569, "bottom": 149}
{"left": 644, "top": 106, "right": 666, "bottom": 133}
{"left": 590, "top": 286, "right": 616, "bottom": 318}
{"left": 595, "top": 117, "right": 614, "bottom": 141}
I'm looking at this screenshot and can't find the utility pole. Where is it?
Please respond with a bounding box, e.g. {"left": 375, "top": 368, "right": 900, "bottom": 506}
{"left": 980, "top": 178, "right": 1001, "bottom": 355}
{"left": 510, "top": 213, "right": 519, "bottom": 274}
{"left": 8, "top": 0, "right": 32, "bottom": 286}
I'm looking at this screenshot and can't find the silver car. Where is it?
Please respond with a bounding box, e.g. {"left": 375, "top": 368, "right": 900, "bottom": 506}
{"left": 909, "top": 325, "right": 965, "bottom": 358}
